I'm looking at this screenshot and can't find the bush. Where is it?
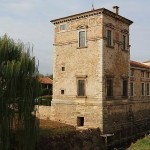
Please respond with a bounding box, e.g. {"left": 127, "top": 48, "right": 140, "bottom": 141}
{"left": 35, "top": 95, "right": 52, "bottom": 106}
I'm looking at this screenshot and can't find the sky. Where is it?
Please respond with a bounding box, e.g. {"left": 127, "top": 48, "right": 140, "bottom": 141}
{"left": 0, "top": 0, "right": 150, "bottom": 75}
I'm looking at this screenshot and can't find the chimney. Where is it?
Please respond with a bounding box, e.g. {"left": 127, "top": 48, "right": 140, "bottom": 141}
{"left": 113, "top": 6, "right": 119, "bottom": 15}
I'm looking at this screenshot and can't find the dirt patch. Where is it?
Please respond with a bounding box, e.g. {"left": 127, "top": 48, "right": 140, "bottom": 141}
{"left": 39, "top": 119, "right": 75, "bottom": 129}
{"left": 39, "top": 119, "right": 76, "bottom": 136}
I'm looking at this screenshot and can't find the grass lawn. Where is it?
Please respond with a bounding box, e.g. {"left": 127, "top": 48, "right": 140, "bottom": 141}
{"left": 129, "top": 136, "right": 150, "bottom": 150}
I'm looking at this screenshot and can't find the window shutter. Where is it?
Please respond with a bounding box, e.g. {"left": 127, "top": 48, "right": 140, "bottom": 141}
{"left": 123, "top": 80, "right": 128, "bottom": 96}
{"left": 106, "top": 79, "right": 113, "bottom": 96}
{"left": 123, "top": 35, "right": 126, "bottom": 50}
{"left": 79, "top": 31, "right": 85, "bottom": 47}
{"left": 107, "top": 30, "right": 112, "bottom": 46}
{"left": 78, "top": 80, "right": 85, "bottom": 96}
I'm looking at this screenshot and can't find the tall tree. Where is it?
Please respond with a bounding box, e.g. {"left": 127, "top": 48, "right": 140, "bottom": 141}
{"left": 0, "top": 34, "right": 40, "bottom": 150}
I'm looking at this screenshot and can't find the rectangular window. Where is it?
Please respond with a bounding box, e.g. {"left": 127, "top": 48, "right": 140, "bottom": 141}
{"left": 62, "top": 66, "right": 65, "bottom": 71}
{"left": 141, "top": 71, "right": 145, "bottom": 78}
{"left": 146, "top": 72, "right": 150, "bottom": 78}
{"left": 77, "top": 117, "right": 84, "bottom": 126}
{"left": 122, "top": 35, "right": 126, "bottom": 50}
{"left": 146, "top": 83, "right": 150, "bottom": 96}
{"left": 123, "top": 79, "right": 128, "bottom": 97}
{"left": 130, "top": 82, "right": 134, "bottom": 97}
{"left": 79, "top": 31, "right": 86, "bottom": 47}
{"left": 141, "top": 83, "right": 145, "bottom": 96}
{"left": 107, "top": 30, "right": 112, "bottom": 47}
{"left": 77, "top": 80, "right": 85, "bottom": 96}
{"left": 106, "top": 79, "right": 113, "bottom": 97}
{"left": 130, "top": 69, "right": 134, "bottom": 77}
{"left": 61, "top": 90, "right": 64, "bottom": 94}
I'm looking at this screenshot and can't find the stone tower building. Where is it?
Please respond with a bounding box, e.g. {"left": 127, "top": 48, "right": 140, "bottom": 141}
{"left": 50, "top": 7, "right": 150, "bottom": 134}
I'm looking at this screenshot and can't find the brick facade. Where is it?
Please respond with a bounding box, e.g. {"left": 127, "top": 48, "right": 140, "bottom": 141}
{"left": 50, "top": 7, "right": 150, "bottom": 134}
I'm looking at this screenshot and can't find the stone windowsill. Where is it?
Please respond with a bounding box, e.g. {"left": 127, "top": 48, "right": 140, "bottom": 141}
{"left": 121, "top": 96, "right": 128, "bottom": 99}
{"left": 106, "top": 45, "right": 114, "bottom": 49}
{"left": 122, "top": 49, "right": 129, "bottom": 52}
{"left": 76, "top": 96, "right": 87, "bottom": 98}
{"left": 106, "top": 96, "right": 114, "bottom": 99}
{"left": 77, "top": 46, "right": 88, "bottom": 49}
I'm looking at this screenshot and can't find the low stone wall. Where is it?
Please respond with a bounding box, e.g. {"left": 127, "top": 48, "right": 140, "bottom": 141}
{"left": 103, "top": 100, "right": 150, "bottom": 133}
{"left": 36, "top": 105, "right": 51, "bottom": 120}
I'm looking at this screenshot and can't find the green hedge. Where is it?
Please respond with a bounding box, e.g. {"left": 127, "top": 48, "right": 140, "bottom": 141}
{"left": 35, "top": 95, "right": 52, "bottom": 106}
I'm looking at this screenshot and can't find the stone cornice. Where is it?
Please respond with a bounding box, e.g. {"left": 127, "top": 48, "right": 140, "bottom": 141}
{"left": 130, "top": 66, "right": 150, "bottom": 71}
{"left": 76, "top": 25, "right": 88, "bottom": 30}
{"left": 51, "top": 8, "right": 133, "bottom": 25}
{"left": 51, "top": 9, "right": 102, "bottom": 24}
{"left": 54, "top": 37, "right": 104, "bottom": 46}
{"left": 105, "top": 23, "right": 115, "bottom": 29}
{"left": 121, "top": 29, "right": 129, "bottom": 34}
{"left": 130, "top": 60, "right": 150, "bottom": 70}
{"left": 102, "top": 9, "right": 133, "bottom": 25}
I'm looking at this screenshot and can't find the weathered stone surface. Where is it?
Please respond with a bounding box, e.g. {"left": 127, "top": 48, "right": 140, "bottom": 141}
{"left": 48, "top": 7, "right": 150, "bottom": 134}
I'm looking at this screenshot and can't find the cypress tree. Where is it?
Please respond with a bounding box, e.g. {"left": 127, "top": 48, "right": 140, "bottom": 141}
{"left": 0, "top": 34, "right": 40, "bottom": 150}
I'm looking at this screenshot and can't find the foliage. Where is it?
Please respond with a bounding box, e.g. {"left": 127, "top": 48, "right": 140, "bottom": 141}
{"left": 129, "top": 136, "right": 150, "bottom": 150}
{"left": 36, "top": 126, "right": 104, "bottom": 150}
{"left": 35, "top": 95, "right": 52, "bottom": 106}
{"left": 49, "top": 74, "right": 53, "bottom": 80}
{"left": 0, "top": 34, "right": 40, "bottom": 150}
{"left": 41, "top": 88, "right": 51, "bottom": 96}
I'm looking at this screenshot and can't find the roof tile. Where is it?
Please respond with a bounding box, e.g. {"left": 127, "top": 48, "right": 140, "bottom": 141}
{"left": 38, "top": 77, "right": 53, "bottom": 84}
{"left": 130, "top": 61, "right": 150, "bottom": 69}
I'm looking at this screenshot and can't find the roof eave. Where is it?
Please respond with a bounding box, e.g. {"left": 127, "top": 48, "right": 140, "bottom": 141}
{"left": 50, "top": 8, "right": 103, "bottom": 24}
{"left": 50, "top": 8, "right": 133, "bottom": 25}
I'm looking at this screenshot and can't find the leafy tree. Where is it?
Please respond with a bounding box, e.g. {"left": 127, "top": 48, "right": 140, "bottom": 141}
{"left": 49, "top": 74, "right": 53, "bottom": 80}
{"left": 0, "top": 34, "right": 40, "bottom": 150}
{"left": 44, "top": 74, "right": 53, "bottom": 79}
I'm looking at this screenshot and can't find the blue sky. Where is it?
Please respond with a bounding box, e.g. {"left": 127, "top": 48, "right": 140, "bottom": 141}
{"left": 0, "top": 0, "right": 149, "bottom": 74}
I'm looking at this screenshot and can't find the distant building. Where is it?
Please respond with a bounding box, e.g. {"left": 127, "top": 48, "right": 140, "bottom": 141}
{"left": 130, "top": 61, "right": 150, "bottom": 100}
{"left": 38, "top": 76, "right": 53, "bottom": 95}
{"left": 143, "top": 60, "right": 150, "bottom": 66}
{"left": 50, "top": 6, "right": 150, "bottom": 136}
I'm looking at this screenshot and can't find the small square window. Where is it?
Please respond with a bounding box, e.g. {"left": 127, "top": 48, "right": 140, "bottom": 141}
{"left": 60, "top": 24, "right": 67, "bottom": 31}
{"left": 61, "top": 90, "right": 64, "bottom": 94}
{"left": 77, "top": 117, "right": 84, "bottom": 126}
{"left": 62, "top": 67, "right": 65, "bottom": 71}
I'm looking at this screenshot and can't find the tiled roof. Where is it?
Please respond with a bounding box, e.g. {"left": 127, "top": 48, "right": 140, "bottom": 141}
{"left": 130, "top": 60, "right": 150, "bottom": 69}
{"left": 38, "top": 77, "right": 53, "bottom": 84}
{"left": 143, "top": 60, "right": 150, "bottom": 63}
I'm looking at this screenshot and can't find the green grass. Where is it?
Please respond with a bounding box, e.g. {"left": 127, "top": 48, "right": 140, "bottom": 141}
{"left": 129, "top": 136, "right": 150, "bottom": 150}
